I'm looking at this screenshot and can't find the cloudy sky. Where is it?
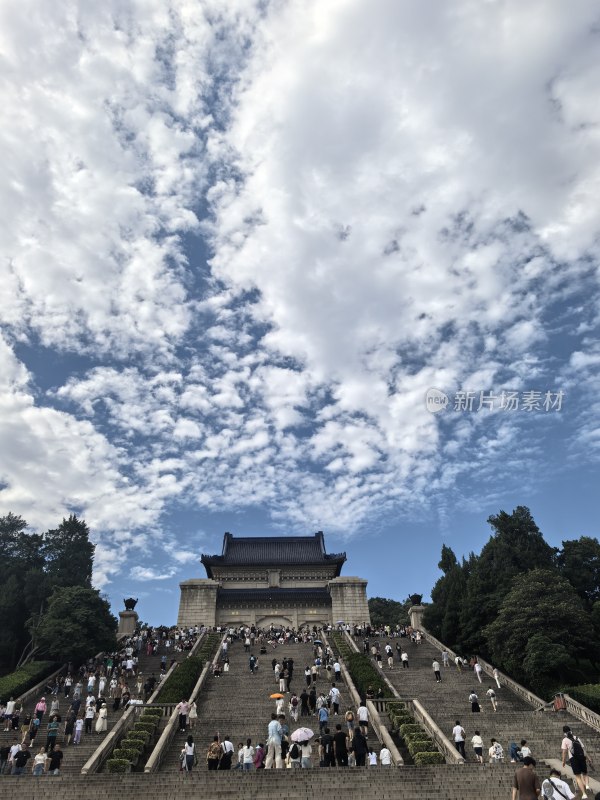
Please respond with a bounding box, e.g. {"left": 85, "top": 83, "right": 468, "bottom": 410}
{"left": 1, "top": 0, "right": 599, "bottom": 624}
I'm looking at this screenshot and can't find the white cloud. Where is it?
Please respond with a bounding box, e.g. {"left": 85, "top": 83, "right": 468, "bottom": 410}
{"left": 1, "top": 0, "right": 599, "bottom": 593}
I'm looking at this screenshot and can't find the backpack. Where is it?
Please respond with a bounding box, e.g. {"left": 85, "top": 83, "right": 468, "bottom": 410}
{"left": 289, "top": 743, "right": 299, "bottom": 759}
{"left": 291, "top": 696, "right": 298, "bottom": 707}
{"left": 571, "top": 737, "right": 585, "bottom": 760}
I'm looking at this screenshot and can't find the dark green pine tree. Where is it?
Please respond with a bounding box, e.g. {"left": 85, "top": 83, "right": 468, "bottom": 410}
{"left": 557, "top": 536, "right": 600, "bottom": 607}
{"left": 43, "top": 515, "right": 94, "bottom": 589}
{"left": 459, "top": 506, "right": 556, "bottom": 655}
{"left": 423, "top": 545, "right": 469, "bottom": 648}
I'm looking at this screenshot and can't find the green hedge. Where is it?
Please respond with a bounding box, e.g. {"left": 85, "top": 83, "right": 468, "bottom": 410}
{"left": 113, "top": 747, "right": 139, "bottom": 762}
{"left": 329, "top": 632, "right": 354, "bottom": 661}
{"left": 120, "top": 738, "right": 144, "bottom": 754}
{"left": 344, "top": 652, "right": 393, "bottom": 699}
{"left": 154, "top": 655, "right": 204, "bottom": 703}
{"left": 127, "top": 730, "right": 150, "bottom": 745}
{"left": 414, "top": 751, "right": 445, "bottom": 766}
{"left": 150, "top": 632, "right": 221, "bottom": 709}
{"left": 142, "top": 708, "right": 163, "bottom": 719}
{"left": 0, "top": 661, "right": 58, "bottom": 703}
{"left": 564, "top": 685, "right": 600, "bottom": 714}
{"left": 106, "top": 758, "right": 130, "bottom": 773}
{"left": 134, "top": 720, "right": 157, "bottom": 733}
{"left": 399, "top": 723, "right": 424, "bottom": 737}
{"left": 408, "top": 740, "right": 435, "bottom": 755}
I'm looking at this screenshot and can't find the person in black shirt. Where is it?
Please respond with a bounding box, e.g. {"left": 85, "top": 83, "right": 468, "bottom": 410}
{"left": 47, "top": 744, "right": 63, "bottom": 775}
{"left": 0, "top": 744, "right": 11, "bottom": 775}
{"left": 319, "top": 728, "right": 334, "bottom": 767}
{"left": 351, "top": 729, "right": 368, "bottom": 767}
{"left": 12, "top": 745, "right": 31, "bottom": 775}
{"left": 333, "top": 724, "right": 348, "bottom": 767}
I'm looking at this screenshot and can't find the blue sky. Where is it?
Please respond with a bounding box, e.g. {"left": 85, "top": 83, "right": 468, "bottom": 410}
{"left": 1, "top": 0, "right": 599, "bottom": 625}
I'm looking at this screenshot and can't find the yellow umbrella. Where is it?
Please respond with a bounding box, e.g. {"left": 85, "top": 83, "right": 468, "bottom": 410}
{"left": 270, "top": 693, "right": 284, "bottom": 699}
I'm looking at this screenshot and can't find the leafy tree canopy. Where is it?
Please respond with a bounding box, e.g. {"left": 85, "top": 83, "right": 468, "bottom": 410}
{"left": 368, "top": 596, "right": 412, "bottom": 628}
{"left": 557, "top": 536, "right": 600, "bottom": 606}
{"left": 459, "top": 506, "right": 556, "bottom": 653}
{"left": 0, "top": 512, "right": 97, "bottom": 671}
{"left": 33, "top": 586, "right": 117, "bottom": 664}
{"left": 484, "top": 568, "right": 595, "bottom": 695}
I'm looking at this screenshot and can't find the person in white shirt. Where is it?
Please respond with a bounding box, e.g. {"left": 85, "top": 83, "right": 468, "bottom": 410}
{"left": 486, "top": 686, "right": 498, "bottom": 712}
{"left": 379, "top": 746, "right": 392, "bottom": 766}
{"left": 542, "top": 768, "right": 575, "bottom": 800}
{"left": 242, "top": 738, "right": 255, "bottom": 770}
{"left": 452, "top": 721, "right": 466, "bottom": 758}
{"left": 368, "top": 749, "right": 377, "bottom": 766}
{"left": 329, "top": 685, "right": 340, "bottom": 715}
{"left": 471, "top": 730, "right": 484, "bottom": 763}
{"left": 357, "top": 703, "right": 369, "bottom": 735}
{"left": 474, "top": 662, "right": 483, "bottom": 683}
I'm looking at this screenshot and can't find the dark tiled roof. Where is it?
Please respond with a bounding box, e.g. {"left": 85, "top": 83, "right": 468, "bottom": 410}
{"left": 202, "top": 532, "right": 346, "bottom": 577}
{"left": 217, "top": 587, "right": 332, "bottom": 605}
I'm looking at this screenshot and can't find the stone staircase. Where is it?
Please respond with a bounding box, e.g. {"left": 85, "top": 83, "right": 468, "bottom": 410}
{"left": 373, "top": 634, "right": 600, "bottom": 765}
{"left": 2, "top": 632, "right": 599, "bottom": 798}
{"left": 0, "top": 763, "right": 518, "bottom": 798}
{"left": 0, "top": 641, "right": 190, "bottom": 777}
{"left": 160, "top": 636, "right": 372, "bottom": 772}
{"left": 0, "top": 690, "right": 121, "bottom": 776}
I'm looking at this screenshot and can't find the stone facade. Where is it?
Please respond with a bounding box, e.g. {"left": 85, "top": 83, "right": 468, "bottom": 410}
{"left": 177, "top": 532, "right": 371, "bottom": 629}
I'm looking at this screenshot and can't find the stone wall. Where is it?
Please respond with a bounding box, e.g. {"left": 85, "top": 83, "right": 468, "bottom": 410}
{"left": 328, "top": 576, "right": 371, "bottom": 625}
{"left": 177, "top": 579, "right": 219, "bottom": 627}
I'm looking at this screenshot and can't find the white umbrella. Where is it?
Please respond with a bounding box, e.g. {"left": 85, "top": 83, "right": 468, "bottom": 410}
{"left": 290, "top": 727, "right": 315, "bottom": 743}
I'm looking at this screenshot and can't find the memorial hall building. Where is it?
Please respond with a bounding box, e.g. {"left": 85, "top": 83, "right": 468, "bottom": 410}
{"left": 177, "top": 531, "right": 371, "bottom": 629}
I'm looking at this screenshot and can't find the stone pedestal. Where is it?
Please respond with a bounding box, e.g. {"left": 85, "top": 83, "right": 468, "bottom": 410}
{"left": 328, "top": 577, "right": 371, "bottom": 626}
{"left": 118, "top": 610, "right": 139, "bottom": 638}
{"left": 409, "top": 604, "right": 426, "bottom": 631}
{"left": 177, "top": 579, "right": 219, "bottom": 628}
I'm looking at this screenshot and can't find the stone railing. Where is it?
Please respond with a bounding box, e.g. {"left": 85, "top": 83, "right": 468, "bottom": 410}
{"left": 344, "top": 628, "right": 463, "bottom": 765}
{"left": 474, "top": 655, "right": 546, "bottom": 709}
{"left": 14, "top": 663, "right": 66, "bottom": 710}
{"left": 322, "top": 630, "right": 403, "bottom": 766}
{"left": 82, "top": 631, "right": 208, "bottom": 775}
{"left": 561, "top": 694, "right": 600, "bottom": 733}
{"left": 144, "top": 631, "right": 225, "bottom": 773}
{"left": 81, "top": 702, "right": 145, "bottom": 774}
{"left": 421, "top": 628, "right": 600, "bottom": 734}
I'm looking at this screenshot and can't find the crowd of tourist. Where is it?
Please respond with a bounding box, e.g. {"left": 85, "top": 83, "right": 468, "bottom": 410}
{"left": 178, "top": 625, "right": 392, "bottom": 773}
{"left": 0, "top": 625, "right": 202, "bottom": 776}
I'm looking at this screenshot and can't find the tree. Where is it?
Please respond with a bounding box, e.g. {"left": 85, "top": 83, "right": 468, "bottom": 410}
{"left": 557, "top": 537, "right": 600, "bottom": 607}
{"left": 484, "top": 569, "right": 595, "bottom": 695}
{"left": 368, "top": 597, "right": 411, "bottom": 628}
{"left": 459, "top": 506, "right": 556, "bottom": 653}
{"left": 423, "top": 546, "right": 469, "bottom": 648}
{"left": 33, "top": 586, "right": 117, "bottom": 663}
{"left": 43, "top": 515, "right": 94, "bottom": 589}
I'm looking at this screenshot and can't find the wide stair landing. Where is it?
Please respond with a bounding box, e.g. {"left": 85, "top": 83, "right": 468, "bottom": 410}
{"left": 0, "top": 763, "right": 519, "bottom": 799}
{"left": 374, "top": 635, "right": 600, "bottom": 764}
{"left": 160, "top": 637, "right": 370, "bottom": 771}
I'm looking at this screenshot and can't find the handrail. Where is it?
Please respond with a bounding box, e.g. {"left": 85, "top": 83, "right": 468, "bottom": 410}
{"left": 561, "top": 694, "right": 600, "bottom": 734}
{"left": 341, "top": 628, "right": 462, "bottom": 765}
{"left": 419, "top": 629, "right": 547, "bottom": 710}
{"left": 80, "top": 702, "right": 143, "bottom": 774}
{"left": 323, "top": 630, "right": 403, "bottom": 767}
{"left": 12, "top": 663, "right": 66, "bottom": 709}
{"left": 144, "top": 631, "right": 225, "bottom": 773}
{"left": 82, "top": 632, "right": 207, "bottom": 775}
